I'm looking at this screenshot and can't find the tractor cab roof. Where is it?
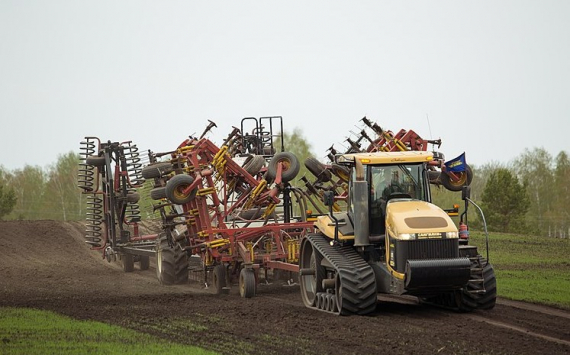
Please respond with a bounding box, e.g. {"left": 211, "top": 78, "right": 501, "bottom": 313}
{"left": 336, "top": 151, "right": 434, "bottom": 165}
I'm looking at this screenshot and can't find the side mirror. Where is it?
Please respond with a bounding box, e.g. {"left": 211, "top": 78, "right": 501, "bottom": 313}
{"left": 462, "top": 186, "right": 471, "bottom": 200}
{"left": 323, "top": 191, "right": 335, "bottom": 206}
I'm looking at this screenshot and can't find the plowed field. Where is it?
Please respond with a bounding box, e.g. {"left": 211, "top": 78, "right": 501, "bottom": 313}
{"left": 1, "top": 220, "right": 569, "bottom": 355}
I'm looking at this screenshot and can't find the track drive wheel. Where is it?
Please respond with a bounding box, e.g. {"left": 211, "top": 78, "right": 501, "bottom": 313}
{"left": 239, "top": 268, "right": 256, "bottom": 298}
{"left": 156, "top": 233, "right": 189, "bottom": 285}
{"left": 299, "top": 238, "right": 325, "bottom": 307}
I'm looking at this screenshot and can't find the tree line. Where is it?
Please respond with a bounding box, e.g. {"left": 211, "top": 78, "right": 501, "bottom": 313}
{"left": 0, "top": 138, "right": 568, "bottom": 238}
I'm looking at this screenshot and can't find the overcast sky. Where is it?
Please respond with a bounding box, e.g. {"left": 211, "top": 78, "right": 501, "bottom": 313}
{"left": 1, "top": 1, "right": 568, "bottom": 171}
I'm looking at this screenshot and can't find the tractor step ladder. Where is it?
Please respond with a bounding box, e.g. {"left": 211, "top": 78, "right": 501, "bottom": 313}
{"left": 467, "top": 256, "right": 486, "bottom": 294}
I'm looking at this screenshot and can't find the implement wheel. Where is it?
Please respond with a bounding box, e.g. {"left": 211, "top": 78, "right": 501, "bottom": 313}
{"left": 165, "top": 174, "right": 197, "bottom": 204}
{"left": 331, "top": 164, "right": 350, "bottom": 182}
{"left": 213, "top": 264, "right": 228, "bottom": 295}
{"left": 266, "top": 152, "right": 300, "bottom": 182}
{"left": 305, "top": 157, "right": 331, "bottom": 182}
{"left": 142, "top": 162, "right": 173, "bottom": 179}
{"left": 139, "top": 255, "right": 150, "bottom": 271}
{"left": 440, "top": 165, "right": 473, "bottom": 191}
{"left": 242, "top": 155, "right": 266, "bottom": 175}
{"left": 150, "top": 187, "right": 167, "bottom": 200}
{"left": 122, "top": 253, "right": 134, "bottom": 273}
{"left": 156, "top": 233, "right": 189, "bottom": 285}
{"left": 239, "top": 268, "right": 256, "bottom": 298}
{"left": 86, "top": 155, "right": 106, "bottom": 167}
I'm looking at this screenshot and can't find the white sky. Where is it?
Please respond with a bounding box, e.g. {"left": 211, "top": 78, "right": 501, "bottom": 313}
{"left": 1, "top": 1, "right": 568, "bottom": 171}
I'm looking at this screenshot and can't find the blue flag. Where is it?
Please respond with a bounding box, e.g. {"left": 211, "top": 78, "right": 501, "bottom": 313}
{"left": 445, "top": 153, "right": 467, "bottom": 173}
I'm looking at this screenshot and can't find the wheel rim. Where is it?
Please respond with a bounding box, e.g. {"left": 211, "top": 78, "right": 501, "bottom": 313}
{"left": 299, "top": 240, "right": 318, "bottom": 307}
{"left": 156, "top": 248, "right": 163, "bottom": 281}
{"left": 280, "top": 159, "right": 291, "bottom": 172}
{"left": 335, "top": 273, "right": 344, "bottom": 314}
{"left": 174, "top": 184, "right": 190, "bottom": 200}
{"left": 449, "top": 172, "right": 468, "bottom": 186}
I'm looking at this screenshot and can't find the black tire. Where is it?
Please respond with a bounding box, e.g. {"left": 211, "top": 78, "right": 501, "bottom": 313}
{"left": 86, "top": 155, "right": 106, "bottom": 167}
{"left": 239, "top": 268, "right": 256, "bottom": 298}
{"left": 440, "top": 165, "right": 473, "bottom": 192}
{"left": 460, "top": 258, "right": 497, "bottom": 311}
{"left": 243, "top": 155, "right": 266, "bottom": 175}
{"left": 305, "top": 157, "right": 331, "bottom": 182}
{"left": 142, "top": 162, "right": 173, "bottom": 179}
{"left": 266, "top": 152, "right": 300, "bottom": 183}
{"left": 122, "top": 253, "right": 134, "bottom": 272}
{"left": 237, "top": 208, "right": 265, "bottom": 220}
{"left": 156, "top": 234, "right": 189, "bottom": 285}
{"left": 213, "top": 264, "right": 227, "bottom": 295}
{"left": 427, "top": 170, "right": 441, "bottom": 183}
{"left": 165, "top": 174, "right": 197, "bottom": 204}
{"left": 150, "top": 187, "right": 167, "bottom": 200}
{"left": 421, "top": 257, "right": 497, "bottom": 312}
{"left": 126, "top": 192, "right": 140, "bottom": 203}
{"left": 331, "top": 164, "right": 350, "bottom": 183}
{"left": 432, "top": 151, "right": 445, "bottom": 161}
{"left": 263, "top": 171, "right": 274, "bottom": 184}
{"left": 139, "top": 255, "right": 150, "bottom": 270}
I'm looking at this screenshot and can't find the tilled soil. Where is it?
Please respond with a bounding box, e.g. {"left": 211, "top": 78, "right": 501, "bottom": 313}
{"left": 1, "top": 220, "right": 569, "bottom": 355}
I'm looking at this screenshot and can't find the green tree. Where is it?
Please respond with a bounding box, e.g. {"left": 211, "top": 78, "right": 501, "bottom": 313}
{"left": 281, "top": 127, "right": 316, "bottom": 188}
{"left": 551, "top": 151, "right": 570, "bottom": 237}
{"left": 513, "top": 148, "right": 554, "bottom": 235}
{"left": 43, "top": 152, "right": 85, "bottom": 221}
{"left": 481, "top": 168, "right": 530, "bottom": 233}
{"left": 0, "top": 170, "right": 17, "bottom": 219}
{"left": 279, "top": 128, "right": 324, "bottom": 215}
{"left": 5, "top": 165, "right": 47, "bottom": 220}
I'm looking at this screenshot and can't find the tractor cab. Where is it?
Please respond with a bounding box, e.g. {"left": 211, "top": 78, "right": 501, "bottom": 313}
{"left": 366, "top": 162, "right": 430, "bottom": 236}
{"left": 338, "top": 151, "right": 435, "bottom": 240}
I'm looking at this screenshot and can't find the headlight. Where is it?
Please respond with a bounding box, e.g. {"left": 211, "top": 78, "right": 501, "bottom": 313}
{"left": 446, "top": 231, "right": 459, "bottom": 239}
{"left": 399, "top": 233, "right": 417, "bottom": 240}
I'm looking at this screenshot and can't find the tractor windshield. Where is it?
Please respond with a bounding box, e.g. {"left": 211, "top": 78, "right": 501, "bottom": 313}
{"left": 368, "top": 163, "right": 428, "bottom": 235}
{"left": 369, "top": 163, "right": 426, "bottom": 201}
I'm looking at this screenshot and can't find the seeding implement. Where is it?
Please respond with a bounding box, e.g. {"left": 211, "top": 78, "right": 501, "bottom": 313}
{"left": 78, "top": 115, "right": 496, "bottom": 315}
{"left": 78, "top": 137, "right": 154, "bottom": 271}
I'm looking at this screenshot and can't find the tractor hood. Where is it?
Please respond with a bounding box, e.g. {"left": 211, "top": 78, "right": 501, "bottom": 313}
{"left": 385, "top": 199, "right": 458, "bottom": 240}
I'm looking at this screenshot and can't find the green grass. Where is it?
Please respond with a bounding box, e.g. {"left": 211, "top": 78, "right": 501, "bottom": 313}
{"left": 0, "top": 308, "right": 219, "bottom": 355}
{"left": 469, "top": 231, "right": 570, "bottom": 309}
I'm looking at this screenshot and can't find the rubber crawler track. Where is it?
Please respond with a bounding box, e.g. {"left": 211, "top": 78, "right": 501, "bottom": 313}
{"left": 306, "top": 234, "right": 377, "bottom": 315}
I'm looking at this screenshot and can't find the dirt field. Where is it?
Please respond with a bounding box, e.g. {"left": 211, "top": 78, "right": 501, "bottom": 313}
{"left": 1, "top": 220, "right": 569, "bottom": 355}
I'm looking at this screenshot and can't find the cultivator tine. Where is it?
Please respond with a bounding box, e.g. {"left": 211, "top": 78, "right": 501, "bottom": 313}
{"left": 361, "top": 116, "right": 384, "bottom": 136}
{"left": 346, "top": 137, "right": 362, "bottom": 153}
{"left": 199, "top": 120, "right": 218, "bottom": 139}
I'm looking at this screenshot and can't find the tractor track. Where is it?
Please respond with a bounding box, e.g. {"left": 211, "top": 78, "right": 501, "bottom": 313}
{"left": 1, "top": 220, "right": 570, "bottom": 355}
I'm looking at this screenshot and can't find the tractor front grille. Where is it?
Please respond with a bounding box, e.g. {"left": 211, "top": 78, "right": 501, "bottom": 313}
{"left": 394, "top": 238, "right": 459, "bottom": 273}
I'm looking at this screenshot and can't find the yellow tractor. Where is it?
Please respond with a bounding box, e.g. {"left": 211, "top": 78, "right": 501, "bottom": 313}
{"left": 298, "top": 150, "right": 496, "bottom": 315}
